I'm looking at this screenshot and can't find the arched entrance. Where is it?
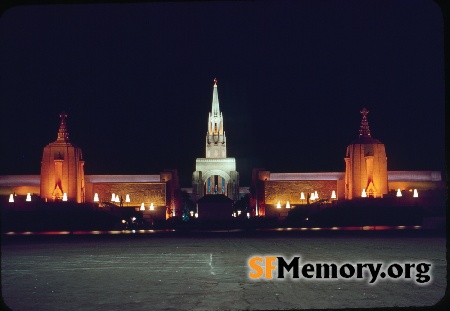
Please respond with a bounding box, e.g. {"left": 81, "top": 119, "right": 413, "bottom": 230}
{"left": 202, "top": 170, "right": 231, "bottom": 196}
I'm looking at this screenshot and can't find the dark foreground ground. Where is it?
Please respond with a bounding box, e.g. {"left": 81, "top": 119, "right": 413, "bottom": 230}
{"left": 1, "top": 230, "right": 447, "bottom": 311}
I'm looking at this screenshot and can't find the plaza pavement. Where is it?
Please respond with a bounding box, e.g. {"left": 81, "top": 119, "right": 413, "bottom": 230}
{"left": 1, "top": 230, "right": 447, "bottom": 310}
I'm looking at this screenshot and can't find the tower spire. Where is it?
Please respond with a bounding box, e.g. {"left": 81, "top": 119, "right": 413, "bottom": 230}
{"left": 359, "top": 108, "right": 371, "bottom": 138}
{"left": 57, "top": 112, "right": 70, "bottom": 141}
{"left": 211, "top": 78, "right": 220, "bottom": 117}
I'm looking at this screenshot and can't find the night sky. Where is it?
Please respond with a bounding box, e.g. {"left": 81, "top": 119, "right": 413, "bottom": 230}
{"left": 0, "top": 1, "right": 445, "bottom": 187}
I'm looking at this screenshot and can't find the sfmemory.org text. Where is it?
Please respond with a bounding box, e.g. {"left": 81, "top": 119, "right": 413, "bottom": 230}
{"left": 248, "top": 256, "right": 432, "bottom": 284}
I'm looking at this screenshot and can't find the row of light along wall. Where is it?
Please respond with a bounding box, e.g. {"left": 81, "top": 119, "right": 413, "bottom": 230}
{"left": 9, "top": 193, "right": 68, "bottom": 202}
{"left": 361, "top": 189, "right": 419, "bottom": 198}
{"left": 276, "top": 190, "right": 337, "bottom": 209}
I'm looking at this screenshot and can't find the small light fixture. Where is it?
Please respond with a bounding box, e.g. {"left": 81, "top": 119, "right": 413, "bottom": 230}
{"left": 361, "top": 189, "right": 367, "bottom": 198}
{"left": 238, "top": 210, "right": 241, "bottom": 215}
{"left": 413, "top": 189, "right": 418, "bottom": 198}
{"left": 276, "top": 201, "right": 281, "bottom": 209}
{"left": 396, "top": 189, "right": 402, "bottom": 197}
{"left": 140, "top": 203, "right": 145, "bottom": 211}
{"left": 93, "top": 193, "right": 99, "bottom": 202}
{"left": 62, "top": 193, "right": 68, "bottom": 201}
{"left": 314, "top": 191, "right": 319, "bottom": 200}
{"left": 125, "top": 194, "right": 130, "bottom": 203}
{"left": 149, "top": 203, "right": 154, "bottom": 211}
{"left": 300, "top": 192, "right": 305, "bottom": 200}
{"left": 9, "top": 194, "right": 14, "bottom": 203}
{"left": 310, "top": 193, "right": 315, "bottom": 201}
{"left": 172, "top": 209, "right": 175, "bottom": 217}
{"left": 190, "top": 211, "right": 194, "bottom": 217}
{"left": 331, "top": 190, "right": 336, "bottom": 199}
{"left": 115, "top": 195, "right": 120, "bottom": 203}
{"left": 194, "top": 212, "right": 198, "bottom": 218}
{"left": 286, "top": 201, "right": 290, "bottom": 209}
{"left": 26, "top": 193, "right": 31, "bottom": 202}
{"left": 111, "top": 193, "right": 116, "bottom": 202}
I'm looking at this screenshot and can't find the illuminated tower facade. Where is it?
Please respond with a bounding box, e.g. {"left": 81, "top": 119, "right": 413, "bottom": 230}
{"left": 40, "top": 113, "right": 85, "bottom": 202}
{"left": 192, "top": 79, "right": 239, "bottom": 201}
{"left": 206, "top": 79, "right": 227, "bottom": 158}
{"left": 344, "top": 108, "right": 388, "bottom": 199}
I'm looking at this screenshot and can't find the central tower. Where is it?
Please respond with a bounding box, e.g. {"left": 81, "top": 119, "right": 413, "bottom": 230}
{"left": 206, "top": 78, "right": 227, "bottom": 158}
{"left": 192, "top": 79, "right": 239, "bottom": 202}
{"left": 344, "top": 108, "right": 388, "bottom": 199}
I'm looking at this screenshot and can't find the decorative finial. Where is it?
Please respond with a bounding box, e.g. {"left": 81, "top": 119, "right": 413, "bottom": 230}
{"left": 359, "top": 107, "right": 371, "bottom": 138}
{"left": 57, "top": 111, "right": 69, "bottom": 141}
{"left": 214, "top": 78, "right": 217, "bottom": 86}
{"left": 360, "top": 108, "right": 369, "bottom": 119}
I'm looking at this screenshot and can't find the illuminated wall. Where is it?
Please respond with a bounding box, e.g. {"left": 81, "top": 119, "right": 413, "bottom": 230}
{"left": 264, "top": 180, "right": 339, "bottom": 205}
{"left": 89, "top": 182, "right": 166, "bottom": 206}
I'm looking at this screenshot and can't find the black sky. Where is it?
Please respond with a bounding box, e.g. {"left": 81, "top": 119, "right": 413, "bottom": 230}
{"left": 0, "top": 0, "right": 445, "bottom": 187}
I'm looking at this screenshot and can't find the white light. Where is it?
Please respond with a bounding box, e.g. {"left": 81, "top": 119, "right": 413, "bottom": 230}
{"left": 361, "top": 189, "right": 367, "bottom": 198}
{"left": 300, "top": 192, "right": 305, "bottom": 200}
{"left": 331, "top": 190, "right": 336, "bottom": 199}
{"left": 190, "top": 211, "right": 194, "bottom": 216}
{"left": 93, "top": 193, "right": 99, "bottom": 202}
{"left": 150, "top": 203, "right": 154, "bottom": 211}
{"left": 314, "top": 191, "right": 319, "bottom": 200}
{"left": 238, "top": 210, "right": 241, "bottom": 215}
{"left": 62, "top": 193, "right": 68, "bottom": 201}
{"left": 194, "top": 212, "right": 198, "bottom": 218}
{"left": 140, "top": 203, "right": 145, "bottom": 211}
{"left": 396, "top": 189, "right": 402, "bottom": 197}
{"left": 115, "top": 195, "right": 120, "bottom": 203}
{"left": 413, "top": 189, "right": 418, "bottom": 198}
{"left": 173, "top": 209, "right": 175, "bottom": 217}
{"left": 310, "top": 193, "right": 315, "bottom": 201}
{"left": 132, "top": 217, "right": 136, "bottom": 221}
{"left": 246, "top": 212, "right": 250, "bottom": 218}
{"left": 111, "top": 193, "right": 116, "bottom": 202}
{"left": 233, "top": 212, "right": 236, "bottom": 217}
{"left": 125, "top": 194, "right": 130, "bottom": 203}
{"left": 276, "top": 201, "right": 281, "bottom": 209}
{"left": 286, "top": 201, "right": 290, "bottom": 209}
{"left": 26, "top": 193, "right": 31, "bottom": 202}
{"left": 9, "top": 194, "right": 14, "bottom": 203}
